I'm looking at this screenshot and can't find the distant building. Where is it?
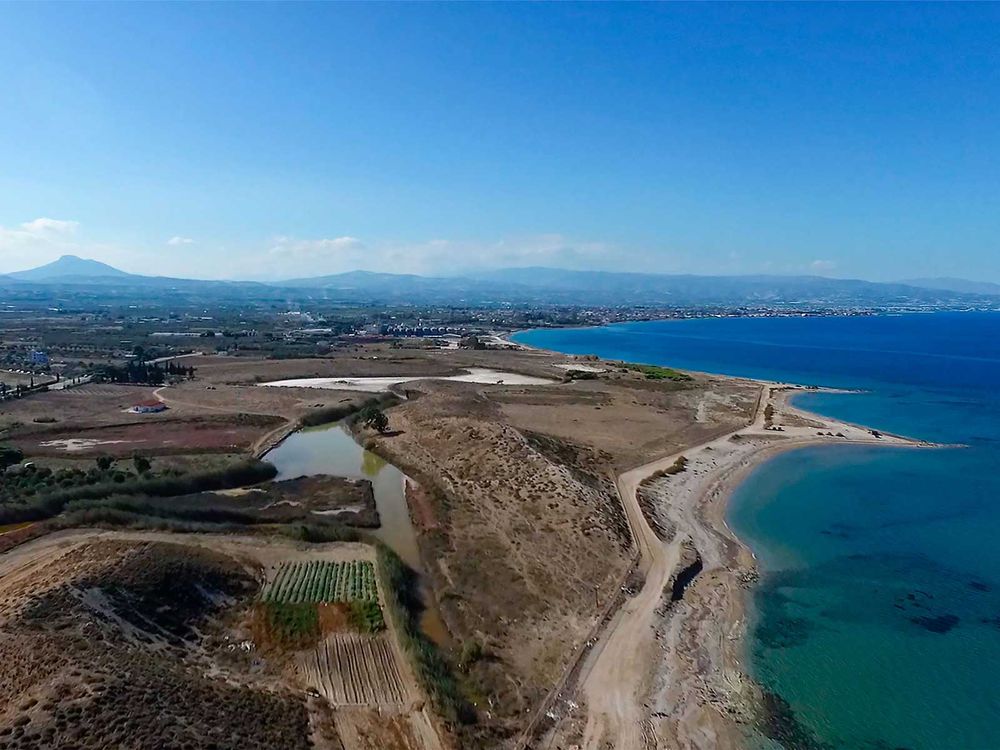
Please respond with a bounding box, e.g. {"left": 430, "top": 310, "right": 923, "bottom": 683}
{"left": 30, "top": 351, "right": 49, "bottom": 365}
{"left": 131, "top": 400, "right": 167, "bottom": 414}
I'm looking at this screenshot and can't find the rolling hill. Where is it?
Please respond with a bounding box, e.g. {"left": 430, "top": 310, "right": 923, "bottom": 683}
{"left": 901, "top": 277, "right": 1000, "bottom": 296}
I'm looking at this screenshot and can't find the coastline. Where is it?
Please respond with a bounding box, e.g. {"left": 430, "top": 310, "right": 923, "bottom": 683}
{"left": 509, "top": 335, "right": 938, "bottom": 749}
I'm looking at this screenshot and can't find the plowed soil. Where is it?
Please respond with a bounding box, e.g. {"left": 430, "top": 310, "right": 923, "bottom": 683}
{"left": 298, "top": 634, "right": 408, "bottom": 705}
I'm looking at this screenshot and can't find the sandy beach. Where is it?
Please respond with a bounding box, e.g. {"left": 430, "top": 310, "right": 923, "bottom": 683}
{"left": 529, "top": 378, "right": 935, "bottom": 750}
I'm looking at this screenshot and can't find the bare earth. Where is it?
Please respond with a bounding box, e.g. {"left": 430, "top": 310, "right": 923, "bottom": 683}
{"left": 355, "top": 357, "right": 757, "bottom": 748}
{"left": 262, "top": 367, "right": 557, "bottom": 391}
{"left": 0, "top": 530, "right": 446, "bottom": 750}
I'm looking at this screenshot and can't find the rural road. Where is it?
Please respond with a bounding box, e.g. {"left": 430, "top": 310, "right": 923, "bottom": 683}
{"left": 578, "top": 384, "right": 768, "bottom": 750}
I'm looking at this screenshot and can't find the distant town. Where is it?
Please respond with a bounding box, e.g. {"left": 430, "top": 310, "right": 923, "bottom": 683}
{"left": 2, "top": 255, "right": 998, "bottom": 400}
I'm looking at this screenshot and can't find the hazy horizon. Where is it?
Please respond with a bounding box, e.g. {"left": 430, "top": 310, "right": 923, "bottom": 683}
{"left": 5, "top": 252, "right": 996, "bottom": 289}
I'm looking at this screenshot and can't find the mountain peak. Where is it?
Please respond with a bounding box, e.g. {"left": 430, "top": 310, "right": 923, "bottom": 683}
{"left": 10, "top": 255, "right": 130, "bottom": 281}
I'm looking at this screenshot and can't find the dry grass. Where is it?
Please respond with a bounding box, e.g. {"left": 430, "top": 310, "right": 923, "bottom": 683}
{"left": 192, "top": 351, "right": 461, "bottom": 386}
{"left": 358, "top": 360, "right": 756, "bottom": 745}
{"left": 0, "top": 539, "right": 311, "bottom": 750}
{"left": 365, "top": 382, "right": 630, "bottom": 742}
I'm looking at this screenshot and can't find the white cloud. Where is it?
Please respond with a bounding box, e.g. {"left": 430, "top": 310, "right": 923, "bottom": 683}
{"left": 0, "top": 217, "right": 84, "bottom": 272}
{"left": 268, "top": 236, "right": 363, "bottom": 259}
{"left": 810, "top": 259, "right": 837, "bottom": 273}
{"left": 0, "top": 217, "right": 143, "bottom": 275}
{"left": 19, "top": 217, "right": 79, "bottom": 235}
{"left": 0, "top": 217, "right": 80, "bottom": 246}
{"left": 0, "top": 222, "right": 669, "bottom": 280}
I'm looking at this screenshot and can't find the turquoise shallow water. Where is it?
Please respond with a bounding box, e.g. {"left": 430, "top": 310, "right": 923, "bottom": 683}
{"left": 514, "top": 313, "right": 1000, "bottom": 750}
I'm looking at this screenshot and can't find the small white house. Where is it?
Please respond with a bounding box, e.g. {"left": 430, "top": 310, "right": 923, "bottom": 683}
{"left": 131, "top": 400, "right": 167, "bottom": 414}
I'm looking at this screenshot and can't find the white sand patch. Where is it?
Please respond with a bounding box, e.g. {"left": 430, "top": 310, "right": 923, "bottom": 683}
{"left": 39, "top": 438, "right": 131, "bottom": 452}
{"left": 312, "top": 504, "right": 367, "bottom": 516}
{"left": 260, "top": 367, "right": 556, "bottom": 392}
{"left": 554, "top": 363, "right": 607, "bottom": 373}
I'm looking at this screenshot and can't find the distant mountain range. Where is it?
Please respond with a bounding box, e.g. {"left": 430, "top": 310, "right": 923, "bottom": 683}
{"left": 3, "top": 255, "right": 266, "bottom": 294}
{"left": 4, "top": 255, "right": 999, "bottom": 308}
{"left": 899, "top": 277, "right": 1000, "bottom": 296}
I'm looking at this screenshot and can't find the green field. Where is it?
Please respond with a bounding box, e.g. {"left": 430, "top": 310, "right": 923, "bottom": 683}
{"left": 262, "top": 560, "right": 378, "bottom": 604}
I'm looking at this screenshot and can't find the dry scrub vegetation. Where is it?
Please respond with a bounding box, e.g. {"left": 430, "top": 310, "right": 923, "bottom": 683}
{"left": 0, "top": 346, "right": 759, "bottom": 749}
{"left": 0, "top": 533, "right": 437, "bottom": 750}
{"left": 365, "top": 366, "right": 756, "bottom": 746}
{"left": 0, "top": 539, "right": 311, "bottom": 750}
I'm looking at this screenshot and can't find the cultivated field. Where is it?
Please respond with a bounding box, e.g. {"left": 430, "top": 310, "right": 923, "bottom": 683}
{"left": 298, "top": 633, "right": 408, "bottom": 705}
{"left": 0, "top": 530, "right": 442, "bottom": 750}
{"left": 0, "top": 384, "right": 163, "bottom": 428}
{"left": 11, "top": 414, "right": 283, "bottom": 457}
{"left": 263, "top": 560, "right": 378, "bottom": 603}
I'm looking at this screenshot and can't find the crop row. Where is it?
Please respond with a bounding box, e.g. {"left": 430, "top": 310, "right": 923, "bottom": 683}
{"left": 262, "top": 560, "right": 378, "bottom": 604}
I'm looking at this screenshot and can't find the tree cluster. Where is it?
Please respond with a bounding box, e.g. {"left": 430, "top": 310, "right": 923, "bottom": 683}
{"left": 93, "top": 360, "right": 196, "bottom": 385}
{"left": 360, "top": 405, "right": 389, "bottom": 433}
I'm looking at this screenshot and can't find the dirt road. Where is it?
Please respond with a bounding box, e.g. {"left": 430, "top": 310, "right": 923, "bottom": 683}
{"left": 575, "top": 381, "right": 930, "bottom": 750}
{"left": 578, "top": 432, "right": 747, "bottom": 750}
{"left": 577, "top": 385, "right": 771, "bottom": 749}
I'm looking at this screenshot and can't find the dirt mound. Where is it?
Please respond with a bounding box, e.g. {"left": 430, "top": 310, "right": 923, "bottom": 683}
{"left": 366, "top": 384, "right": 634, "bottom": 742}
{"left": 0, "top": 540, "right": 311, "bottom": 750}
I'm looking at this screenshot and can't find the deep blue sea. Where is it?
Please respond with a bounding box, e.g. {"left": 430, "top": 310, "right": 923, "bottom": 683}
{"left": 514, "top": 313, "right": 1000, "bottom": 750}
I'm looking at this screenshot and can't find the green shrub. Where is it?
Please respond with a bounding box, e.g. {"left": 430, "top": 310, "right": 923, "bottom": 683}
{"left": 0, "top": 459, "right": 277, "bottom": 525}
{"left": 459, "top": 640, "right": 485, "bottom": 670}
{"left": 623, "top": 362, "right": 692, "bottom": 382}
{"left": 262, "top": 601, "right": 319, "bottom": 646}
{"left": 0, "top": 445, "right": 23, "bottom": 470}
{"left": 375, "top": 543, "right": 474, "bottom": 725}
{"left": 348, "top": 600, "right": 386, "bottom": 633}
{"left": 298, "top": 394, "right": 400, "bottom": 428}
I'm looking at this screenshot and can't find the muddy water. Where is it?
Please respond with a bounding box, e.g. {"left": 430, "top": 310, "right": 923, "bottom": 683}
{"left": 263, "top": 422, "right": 450, "bottom": 645}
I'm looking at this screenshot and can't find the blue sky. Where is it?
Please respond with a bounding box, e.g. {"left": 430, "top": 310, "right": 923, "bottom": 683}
{"left": 1, "top": 3, "right": 999, "bottom": 281}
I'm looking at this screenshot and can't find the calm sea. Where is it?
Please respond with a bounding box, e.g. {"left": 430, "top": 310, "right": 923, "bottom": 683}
{"left": 514, "top": 312, "right": 1000, "bottom": 750}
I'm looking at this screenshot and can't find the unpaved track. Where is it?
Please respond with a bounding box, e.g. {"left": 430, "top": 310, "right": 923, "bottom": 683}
{"left": 577, "top": 382, "right": 929, "bottom": 750}
{"left": 578, "top": 388, "right": 770, "bottom": 750}
{"left": 578, "top": 434, "right": 743, "bottom": 750}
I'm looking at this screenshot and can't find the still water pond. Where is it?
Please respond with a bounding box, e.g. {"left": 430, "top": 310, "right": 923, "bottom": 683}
{"left": 264, "top": 422, "right": 449, "bottom": 644}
